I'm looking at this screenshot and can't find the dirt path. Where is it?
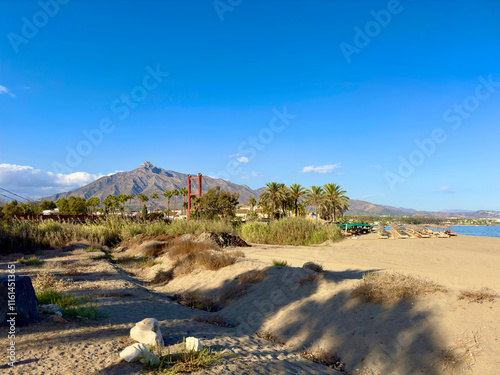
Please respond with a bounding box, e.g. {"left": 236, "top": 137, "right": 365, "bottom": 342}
{"left": 0, "top": 244, "right": 337, "bottom": 375}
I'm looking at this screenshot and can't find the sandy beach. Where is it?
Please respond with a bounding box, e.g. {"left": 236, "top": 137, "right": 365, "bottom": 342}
{"left": 1, "top": 233, "right": 498, "bottom": 374}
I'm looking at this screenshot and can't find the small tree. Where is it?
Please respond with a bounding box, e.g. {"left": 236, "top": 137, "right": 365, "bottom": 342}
{"left": 86, "top": 197, "right": 100, "bottom": 214}
{"left": 56, "top": 198, "right": 70, "bottom": 215}
{"left": 192, "top": 186, "right": 239, "bottom": 220}
{"left": 248, "top": 197, "right": 256, "bottom": 211}
{"left": 141, "top": 204, "right": 148, "bottom": 218}
{"left": 40, "top": 200, "right": 56, "bottom": 211}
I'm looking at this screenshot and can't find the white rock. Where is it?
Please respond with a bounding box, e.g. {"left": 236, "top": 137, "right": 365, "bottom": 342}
{"left": 119, "top": 343, "right": 160, "bottom": 366}
{"left": 185, "top": 337, "right": 203, "bottom": 352}
{"left": 130, "top": 318, "right": 164, "bottom": 346}
{"left": 54, "top": 311, "right": 63, "bottom": 317}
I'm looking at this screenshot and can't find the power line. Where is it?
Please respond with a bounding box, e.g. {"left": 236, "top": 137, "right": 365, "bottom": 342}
{"left": 0, "top": 192, "right": 16, "bottom": 201}
{"left": 0, "top": 187, "right": 35, "bottom": 203}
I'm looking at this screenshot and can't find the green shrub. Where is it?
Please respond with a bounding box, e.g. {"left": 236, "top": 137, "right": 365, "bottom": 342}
{"left": 17, "top": 256, "right": 43, "bottom": 266}
{"left": 36, "top": 289, "right": 79, "bottom": 308}
{"left": 151, "top": 338, "right": 237, "bottom": 374}
{"left": 239, "top": 217, "right": 343, "bottom": 245}
{"left": 36, "top": 289, "right": 102, "bottom": 318}
{"left": 272, "top": 259, "right": 288, "bottom": 267}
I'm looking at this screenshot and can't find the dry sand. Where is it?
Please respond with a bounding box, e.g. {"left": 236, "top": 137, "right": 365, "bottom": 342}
{"left": 0, "top": 233, "right": 498, "bottom": 374}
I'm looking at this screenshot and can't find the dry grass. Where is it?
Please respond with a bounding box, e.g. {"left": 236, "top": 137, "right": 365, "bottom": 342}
{"left": 32, "top": 271, "right": 71, "bottom": 291}
{"left": 458, "top": 287, "right": 496, "bottom": 303}
{"left": 256, "top": 331, "right": 286, "bottom": 345}
{"left": 149, "top": 270, "right": 174, "bottom": 285}
{"left": 228, "top": 249, "right": 245, "bottom": 258}
{"left": 299, "top": 348, "right": 345, "bottom": 372}
{"left": 172, "top": 249, "right": 238, "bottom": 276}
{"left": 299, "top": 273, "right": 323, "bottom": 285}
{"left": 438, "top": 332, "right": 481, "bottom": 373}
{"left": 191, "top": 314, "right": 234, "bottom": 328}
{"left": 302, "top": 261, "right": 323, "bottom": 273}
{"left": 167, "top": 240, "right": 215, "bottom": 258}
{"left": 217, "top": 284, "right": 248, "bottom": 305}
{"left": 352, "top": 271, "right": 447, "bottom": 304}
{"left": 170, "top": 292, "right": 222, "bottom": 312}
{"left": 139, "top": 240, "right": 169, "bottom": 258}
{"left": 237, "top": 270, "right": 267, "bottom": 285}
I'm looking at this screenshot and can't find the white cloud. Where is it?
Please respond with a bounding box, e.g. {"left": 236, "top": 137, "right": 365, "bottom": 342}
{"left": 301, "top": 163, "right": 341, "bottom": 174}
{"left": 0, "top": 164, "right": 103, "bottom": 198}
{"left": 369, "top": 164, "right": 382, "bottom": 169}
{"left": 237, "top": 156, "right": 249, "bottom": 163}
{"left": 251, "top": 171, "right": 262, "bottom": 177}
{"left": 0, "top": 85, "right": 15, "bottom": 98}
{"left": 434, "top": 186, "right": 456, "bottom": 194}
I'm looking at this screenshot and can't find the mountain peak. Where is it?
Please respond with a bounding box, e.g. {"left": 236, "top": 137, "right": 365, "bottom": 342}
{"left": 140, "top": 161, "right": 156, "bottom": 169}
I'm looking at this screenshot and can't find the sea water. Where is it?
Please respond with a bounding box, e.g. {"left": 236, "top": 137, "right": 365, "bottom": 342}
{"left": 450, "top": 225, "right": 500, "bottom": 238}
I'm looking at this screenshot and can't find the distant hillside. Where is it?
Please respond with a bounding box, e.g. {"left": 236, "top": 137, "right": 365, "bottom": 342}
{"left": 44, "top": 162, "right": 260, "bottom": 209}
{"left": 43, "top": 161, "right": 500, "bottom": 218}
{"left": 345, "top": 200, "right": 413, "bottom": 217}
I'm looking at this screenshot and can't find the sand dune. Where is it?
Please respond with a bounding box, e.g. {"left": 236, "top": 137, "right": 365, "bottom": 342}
{"left": 1, "top": 233, "right": 498, "bottom": 374}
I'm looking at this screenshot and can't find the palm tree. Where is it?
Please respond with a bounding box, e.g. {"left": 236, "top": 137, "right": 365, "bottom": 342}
{"left": 117, "top": 194, "right": 128, "bottom": 215}
{"left": 86, "top": 197, "right": 100, "bottom": 214}
{"left": 137, "top": 193, "right": 149, "bottom": 213}
{"left": 172, "top": 189, "right": 179, "bottom": 217}
{"left": 258, "top": 182, "right": 284, "bottom": 220}
{"left": 323, "top": 183, "right": 350, "bottom": 221}
{"left": 163, "top": 190, "right": 172, "bottom": 220}
{"left": 247, "top": 197, "right": 256, "bottom": 211}
{"left": 126, "top": 194, "right": 134, "bottom": 209}
{"left": 306, "top": 186, "right": 324, "bottom": 224}
{"left": 277, "top": 183, "right": 292, "bottom": 217}
{"left": 180, "top": 187, "right": 188, "bottom": 215}
{"left": 289, "top": 183, "right": 307, "bottom": 216}
{"left": 151, "top": 192, "right": 159, "bottom": 211}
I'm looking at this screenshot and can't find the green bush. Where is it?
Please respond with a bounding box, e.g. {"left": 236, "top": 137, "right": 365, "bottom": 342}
{"left": 36, "top": 289, "right": 102, "bottom": 319}
{"left": 239, "top": 217, "right": 343, "bottom": 246}
{"left": 36, "top": 289, "right": 79, "bottom": 308}
{"left": 17, "top": 256, "right": 43, "bottom": 266}
{"left": 272, "top": 259, "right": 288, "bottom": 267}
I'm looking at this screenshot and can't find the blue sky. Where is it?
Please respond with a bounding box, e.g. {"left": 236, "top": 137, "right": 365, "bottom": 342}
{"left": 1, "top": 0, "right": 499, "bottom": 211}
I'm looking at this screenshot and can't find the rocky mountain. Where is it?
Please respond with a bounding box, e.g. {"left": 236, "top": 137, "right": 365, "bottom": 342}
{"left": 43, "top": 161, "right": 499, "bottom": 218}
{"left": 45, "top": 162, "right": 260, "bottom": 209}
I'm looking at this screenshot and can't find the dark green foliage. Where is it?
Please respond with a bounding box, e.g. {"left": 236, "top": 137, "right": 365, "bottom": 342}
{"left": 142, "top": 204, "right": 148, "bottom": 217}
{"left": 192, "top": 186, "right": 239, "bottom": 220}
{"left": 40, "top": 200, "right": 57, "bottom": 210}
{"left": 56, "top": 196, "right": 87, "bottom": 215}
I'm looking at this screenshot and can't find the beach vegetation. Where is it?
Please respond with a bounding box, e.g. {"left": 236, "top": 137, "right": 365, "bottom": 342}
{"left": 302, "top": 261, "right": 324, "bottom": 273}
{"left": 352, "top": 271, "right": 447, "bottom": 304}
{"left": 17, "top": 255, "right": 43, "bottom": 266}
{"left": 239, "top": 217, "right": 342, "bottom": 245}
{"left": 458, "top": 287, "right": 496, "bottom": 303}
{"left": 272, "top": 259, "right": 288, "bottom": 267}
